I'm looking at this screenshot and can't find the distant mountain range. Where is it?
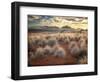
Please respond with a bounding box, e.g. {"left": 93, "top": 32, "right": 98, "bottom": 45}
{"left": 28, "top": 25, "right": 87, "bottom": 32}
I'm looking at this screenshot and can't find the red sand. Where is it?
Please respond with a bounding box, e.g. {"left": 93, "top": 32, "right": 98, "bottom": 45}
{"left": 29, "top": 44, "right": 78, "bottom": 66}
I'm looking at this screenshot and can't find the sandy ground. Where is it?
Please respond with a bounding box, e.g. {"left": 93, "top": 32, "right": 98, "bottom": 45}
{"left": 28, "top": 43, "right": 78, "bottom": 66}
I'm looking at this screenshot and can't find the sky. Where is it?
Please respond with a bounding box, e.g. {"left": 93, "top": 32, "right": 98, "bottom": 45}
{"left": 28, "top": 15, "right": 88, "bottom": 29}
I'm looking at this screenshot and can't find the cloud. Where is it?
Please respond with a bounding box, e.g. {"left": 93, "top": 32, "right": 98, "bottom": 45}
{"left": 28, "top": 15, "right": 88, "bottom": 29}
{"left": 31, "top": 16, "right": 41, "bottom": 19}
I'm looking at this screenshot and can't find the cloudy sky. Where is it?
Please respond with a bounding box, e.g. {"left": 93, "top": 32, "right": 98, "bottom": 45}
{"left": 28, "top": 15, "right": 88, "bottom": 29}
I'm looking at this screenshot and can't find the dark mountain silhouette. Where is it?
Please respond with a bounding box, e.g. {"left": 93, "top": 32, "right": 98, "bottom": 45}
{"left": 29, "top": 25, "right": 86, "bottom": 32}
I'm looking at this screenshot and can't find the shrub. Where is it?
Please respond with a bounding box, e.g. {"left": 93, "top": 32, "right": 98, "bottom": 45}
{"left": 78, "top": 56, "right": 87, "bottom": 64}
{"left": 44, "top": 45, "right": 54, "bottom": 56}
{"left": 53, "top": 46, "right": 66, "bottom": 58}
{"left": 37, "top": 38, "right": 47, "bottom": 47}
{"left": 47, "top": 37, "right": 58, "bottom": 47}
{"left": 68, "top": 41, "right": 81, "bottom": 57}
{"left": 35, "top": 47, "right": 45, "bottom": 58}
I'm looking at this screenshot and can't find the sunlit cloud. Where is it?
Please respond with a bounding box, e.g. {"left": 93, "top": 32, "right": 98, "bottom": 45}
{"left": 28, "top": 15, "right": 88, "bottom": 29}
